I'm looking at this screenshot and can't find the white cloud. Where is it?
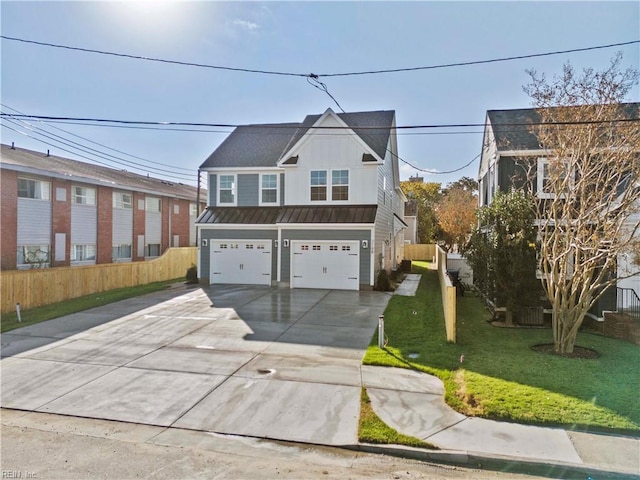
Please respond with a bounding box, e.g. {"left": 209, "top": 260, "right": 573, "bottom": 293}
{"left": 232, "top": 19, "right": 259, "bottom": 30}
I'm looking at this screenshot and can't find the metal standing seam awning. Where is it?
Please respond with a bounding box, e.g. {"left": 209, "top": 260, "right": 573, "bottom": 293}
{"left": 196, "top": 205, "right": 378, "bottom": 225}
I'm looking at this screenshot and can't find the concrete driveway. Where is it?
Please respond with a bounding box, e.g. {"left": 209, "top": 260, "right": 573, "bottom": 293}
{"left": 1, "top": 285, "right": 391, "bottom": 446}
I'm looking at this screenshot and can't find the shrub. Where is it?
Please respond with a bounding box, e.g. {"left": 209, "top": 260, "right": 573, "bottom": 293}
{"left": 375, "top": 269, "right": 392, "bottom": 291}
{"left": 185, "top": 264, "right": 198, "bottom": 284}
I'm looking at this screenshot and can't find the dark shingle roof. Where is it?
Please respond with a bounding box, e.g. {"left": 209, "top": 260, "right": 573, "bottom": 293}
{"left": 487, "top": 103, "right": 640, "bottom": 151}
{"left": 200, "top": 110, "right": 395, "bottom": 169}
{"left": 196, "top": 205, "right": 378, "bottom": 224}
{"left": 1, "top": 144, "right": 203, "bottom": 201}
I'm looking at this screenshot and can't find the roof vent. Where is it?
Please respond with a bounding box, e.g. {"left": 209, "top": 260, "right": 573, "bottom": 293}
{"left": 46, "top": 150, "right": 50, "bottom": 157}
{"left": 11, "top": 142, "right": 15, "bottom": 149}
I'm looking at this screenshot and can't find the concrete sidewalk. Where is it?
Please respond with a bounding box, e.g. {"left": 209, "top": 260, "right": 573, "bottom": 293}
{"left": 362, "top": 365, "right": 640, "bottom": 478}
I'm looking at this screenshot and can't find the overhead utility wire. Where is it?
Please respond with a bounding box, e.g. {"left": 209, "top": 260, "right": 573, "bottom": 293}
{"left": 1, "top": 117, "right": 195, "bottom": 181}
{"left": 2, "top": 35, "right": 638, "bottom": 78}
{"left": 1, "top": 103, "right": 195, "bottom": 174}
{"left": 2, "top": 113, "right": 637, "bottom": 129}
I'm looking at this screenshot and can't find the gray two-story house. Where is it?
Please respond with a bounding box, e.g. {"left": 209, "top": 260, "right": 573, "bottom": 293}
{"left": 196, "top": 108, "right": 407, "bottom": 290}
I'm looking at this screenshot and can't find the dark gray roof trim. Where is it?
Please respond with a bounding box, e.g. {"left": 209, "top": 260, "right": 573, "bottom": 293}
{"left": 487, "top": 102, "right": 640, "bottom": 151}
{"left": 394, "top": 213, "right": 409, "bottom": 228}
{"left": 197, "top": 205, "right": 378, "bottom": 225}
{"left": 1, "top": 144, "right": 203, "bottom": 201}
{"left": 200, "top": 110, "right": 395, "bottom": 169}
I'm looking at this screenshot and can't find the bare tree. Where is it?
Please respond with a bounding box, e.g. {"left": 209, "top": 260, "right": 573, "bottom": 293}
{"left": 522, "top": 54, "right": 640, "bottom": 353}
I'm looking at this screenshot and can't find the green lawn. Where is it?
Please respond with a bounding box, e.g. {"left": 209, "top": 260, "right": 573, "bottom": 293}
{"left": 363, "top": 263, "right": 640, "bottom": 434}
{"left": 1, "top": 279, "right": 183, "bottom": 333}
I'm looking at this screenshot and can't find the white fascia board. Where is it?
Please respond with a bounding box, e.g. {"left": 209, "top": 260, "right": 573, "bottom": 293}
{"left": 196, "top": 224, "right": 276, "bottom": 230}
{"left": 2, "top": 163, "right": 197, "bottom": 201}
{"left": 277, "top": 108, "right": 385, "bottom": 165}
{"left": 277, "top": 223, "right": 373, "bottom": 230}
{"left": 499, "top": 148, "right": 550, "bottom": 157}
{"left": 201, "top": 167, "right": 284, "bottom": 174}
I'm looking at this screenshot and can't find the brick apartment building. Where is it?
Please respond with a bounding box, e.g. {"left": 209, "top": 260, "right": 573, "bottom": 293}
{"left": 1, "top": 144, "right": 206, "bottom": 270}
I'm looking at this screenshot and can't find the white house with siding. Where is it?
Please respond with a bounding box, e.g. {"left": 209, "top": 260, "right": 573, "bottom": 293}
{"left": 196, "top": 108, "right": 407, "bottom": 290}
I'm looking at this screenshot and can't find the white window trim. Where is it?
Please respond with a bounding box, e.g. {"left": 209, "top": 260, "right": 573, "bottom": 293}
{"left": 17, "top": 177, "right": 50, "bottom": 201}
{"left": 17, "top": 245, "right": 50, "bottom": 268}
{"left": 113, "top": 192, "right": 133, "bottom": 209}
{"left": 146, "top": 196, "right": 162, "bottom": 212}
{"left": 259, "top": 173, "right": 279, "bottom": 206}
{"left": 217, "top": 174, "right": 237, "bottom": 206}
{"left": 71, "top": 244, "right": 97, "bottom": 265}
{"left": 537, "top": 157, "right": 573, "bottom": 199}
{"left": 331, "top": 169, "right": 350, "bottom": 202}
{"left": 309, "top": 169, "right": 351, "bottom": 204}
{"left": 72, "top": 186, "right": 97, "bottom": 206}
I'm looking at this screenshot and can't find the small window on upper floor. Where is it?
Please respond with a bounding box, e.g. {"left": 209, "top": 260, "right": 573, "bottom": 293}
{"left": 260, "top": 174, "right": 278, "bottom": 205}
{"left": 190, "top": 203, "right": 199, "bottom": 216}
{"left": 18, "top": 178, "right": 50, "bottom": 200}
{"left": 73, "top": 186, "right": 96, "bottom": 205}
{"left": 310, "top": 170, "right": 327, "bottom": 201}
{"left": 218, "top": 174, "right": 236, "bottom": 205}
{"left": 146, "top": 197, "right": 161, "bottom": 212}
{"left": 331, "top": 170, "right": 349, "bottom": 201}
{"left": 537, "top": 158, "right": 573, "bottom": 199}
{"left": 113, "top": 192, "right": 133, "bottom": 209}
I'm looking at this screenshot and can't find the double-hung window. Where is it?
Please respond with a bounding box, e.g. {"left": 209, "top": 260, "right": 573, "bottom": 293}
{"left": 218, "top": 174, "right": 236, "bottom": 205}
{"left": 260, "top": 174, "right": 278, "bottom": 205}
{"left": 72, "top": 186, "right": 96, "bottom": 205}
{"left": 113, "top": 192, "right": 133, "bottom": 209}
{"left": 310, "top": 170, "right": 327, "bottom": 201}
{"left": 537, "top": 158, "right": 572, "bottom": 199}
{"left": 18, "top": 178, "right": 50, "bottom": 200}
{"left": 71, "top": 244, "right": 96, "bottom": 262}
{"left": 331, "top": 170, "right": 349, "bottom": 201}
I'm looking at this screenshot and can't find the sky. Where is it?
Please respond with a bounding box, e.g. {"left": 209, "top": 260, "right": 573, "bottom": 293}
{"left": 1, "top": 1, "right": 639, "bottom": 188}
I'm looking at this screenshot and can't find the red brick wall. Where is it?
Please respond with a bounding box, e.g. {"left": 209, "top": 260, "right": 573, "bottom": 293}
{"left": 132, "top": 192, "right": 145, "bottom": 261}
{"left": 171, "top": 199, "right": 190, "bottom": 247}
{"left": 51, "top": 179, "right": 71, "bottom": 267}
{"left": 1, "top": 169, "right": 18, "bottom": 270}
{"left": 96, "top": 186, "right": 113, "bottom": 264}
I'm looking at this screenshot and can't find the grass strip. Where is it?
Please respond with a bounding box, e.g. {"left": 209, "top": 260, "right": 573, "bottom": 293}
{"left": 1, "top": 278, "right": 182, "bottom": 333}
{"left": 363, "top": 262, "right": 639, "bottom": 434}
{"left": 358, "top": 387, "right": 437, "bottom": 449}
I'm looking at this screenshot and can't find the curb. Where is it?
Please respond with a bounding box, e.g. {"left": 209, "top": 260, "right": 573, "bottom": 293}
{"left": 349, "top": 443, "right": 640, "bottom": 480}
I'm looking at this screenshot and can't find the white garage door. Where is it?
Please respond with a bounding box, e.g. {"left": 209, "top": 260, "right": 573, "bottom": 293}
{"left": 210, "top": 240, "right": 272, "bottom": 285}
{"left": 291, "top": 241, "right": 359, "bottom": 290}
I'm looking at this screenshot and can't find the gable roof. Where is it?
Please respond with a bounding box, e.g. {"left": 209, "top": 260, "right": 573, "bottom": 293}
{"left": 487, "top": 102, "right": 640, "bottom": 151}
{"left": 200, "top": 109, "right": 395, "bottom": 169}
{"left": 1, "top": 144, "right": 204, "bottom": 201}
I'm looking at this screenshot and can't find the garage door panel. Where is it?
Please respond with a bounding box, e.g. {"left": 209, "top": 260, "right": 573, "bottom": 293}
{"left": 211, "top": 240, "right": 272, "bottom": 285}
{"left": 291, "top": 241, "right": 359, "bottom": 290}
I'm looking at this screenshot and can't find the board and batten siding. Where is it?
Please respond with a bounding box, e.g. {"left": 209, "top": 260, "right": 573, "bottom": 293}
{"left": 199, "top": 228, "right": 278, "bottom": 280}
{"left": 208, "top": 174, "right": 217, "bottom": 206}
{"left": 71, "top": 204, "right": 97, "bottom": 244}
{"left": 282, "top": 115, "right": 378, "bottom": 206}
{"left": 17, "top": 198, "right": 51, "bottom": 245}
{"left": 238, "top": 174, "right": 259, "bottom": 206}
{"left": 280, "top": 229, "right": 372, "bottom": 286}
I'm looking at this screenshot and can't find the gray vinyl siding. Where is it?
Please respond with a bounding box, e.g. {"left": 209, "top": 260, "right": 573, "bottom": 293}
{"left": 199, "top": 228, "right": 278, "bottom": 280}
{"left": 113, "top": 208, "right": 133, "bottom": 245}
{"left": 375, "top": 149, "right": 395, "bottom": 272}
{"left": 145, "top": 212, "right": 162, "bottom": 244}
{"left": 17, "top": 198, "right": 51, "bottom": 245}
{"left": 71, "top": 204, "right": 97, "bottom": 244}
{"left": 189, "top": 215, "right": 197, "bottom": 245}
{"left": 280, "top": 229, "right": 371, "bottom": 286}
{"left": 238, "top": 174, "right": 259, "bottom": 206}
{"left": 208, "top": 174, "right": 217, "bottom": 206}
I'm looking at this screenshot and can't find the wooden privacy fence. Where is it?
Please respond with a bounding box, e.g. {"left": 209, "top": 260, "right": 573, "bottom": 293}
{"left": 404, "top": 244, "right": 436, "bottom": 261}
{"left": 436, "top": 245, "right": 457, "bottom": 343}
{"left": 0, "top": 247, "right": 197, "bottom": 314}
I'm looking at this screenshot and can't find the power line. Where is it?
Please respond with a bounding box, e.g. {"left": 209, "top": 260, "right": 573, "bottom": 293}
{"left": 1, "top": 103, "right": 196, "bottom": 174}
{"left": 1, "top": 118, "right": 195, "bottom": 181}
{"left": 2, "top": 35, "right": 638, "bottom": 78}
{"left": 2, "top": 113, "right": 637, "bottom": 129}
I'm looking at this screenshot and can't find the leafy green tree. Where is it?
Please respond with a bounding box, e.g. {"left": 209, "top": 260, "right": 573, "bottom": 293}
{"left": 463, "top": 190, "right": 540, "bottom": 326}
{"left": 400, "top": 181, "right": 441, "bottom": 243}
